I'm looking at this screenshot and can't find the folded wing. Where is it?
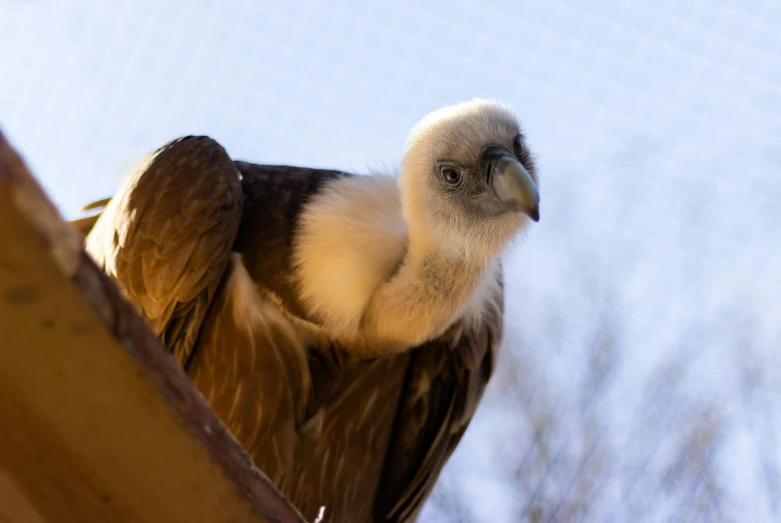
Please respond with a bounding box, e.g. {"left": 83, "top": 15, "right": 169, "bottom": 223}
{"left": 83, "top": 136, "right": 243, "bottom": 366}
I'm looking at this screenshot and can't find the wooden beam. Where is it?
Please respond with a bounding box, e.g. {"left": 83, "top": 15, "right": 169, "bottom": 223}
{"left": 0, "top": 129, "right": 308, "bottom": 523}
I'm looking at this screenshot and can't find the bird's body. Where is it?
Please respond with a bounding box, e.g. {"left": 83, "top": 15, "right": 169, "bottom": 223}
{"left": 76, "top": 99, "right": 540, "bottom": 522}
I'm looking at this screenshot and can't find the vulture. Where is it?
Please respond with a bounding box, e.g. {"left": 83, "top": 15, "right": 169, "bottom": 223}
{"left": 72, "top": 99, "right": 540, "bottom": 523}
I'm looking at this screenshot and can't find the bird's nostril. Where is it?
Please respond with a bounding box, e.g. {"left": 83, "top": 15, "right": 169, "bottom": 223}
{"left": 485, "top": 161, "right": 494, "bottom": 183}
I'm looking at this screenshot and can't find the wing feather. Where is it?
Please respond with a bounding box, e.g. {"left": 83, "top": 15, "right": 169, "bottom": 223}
{"left": 83, "top": 136, "right": 243, "bottom": 366}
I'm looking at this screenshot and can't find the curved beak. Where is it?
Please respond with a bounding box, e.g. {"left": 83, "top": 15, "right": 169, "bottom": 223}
{"left": 483, "top": 147, "right": 540, "bottom": 222}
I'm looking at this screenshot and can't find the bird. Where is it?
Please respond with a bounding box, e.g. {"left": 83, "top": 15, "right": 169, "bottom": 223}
{"left": 72, "top": 99, "right": 540, "bottom": 523}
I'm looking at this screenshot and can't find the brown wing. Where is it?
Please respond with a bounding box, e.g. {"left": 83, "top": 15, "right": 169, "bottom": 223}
{"left": 186, "top": 253, "right": 314, "bottom": 488}
{"left": 376, "top": 273, "right": 504, "bottom": 522}
{"left": 83, "top": 136, "right": 243, "bottom": 366}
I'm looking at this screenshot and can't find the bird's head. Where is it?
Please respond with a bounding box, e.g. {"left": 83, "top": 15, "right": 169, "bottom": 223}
{"left": 399, "top": 99, "right": 540, "bottom": 262}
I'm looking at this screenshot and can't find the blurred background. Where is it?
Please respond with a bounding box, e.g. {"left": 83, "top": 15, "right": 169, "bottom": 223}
{"left": 2, "top": 0, "right": 780, "bottom": 521}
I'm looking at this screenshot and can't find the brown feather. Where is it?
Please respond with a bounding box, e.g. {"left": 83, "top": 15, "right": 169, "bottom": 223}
{"left": 83, "top": 136, "right": 243, "bottom": 367}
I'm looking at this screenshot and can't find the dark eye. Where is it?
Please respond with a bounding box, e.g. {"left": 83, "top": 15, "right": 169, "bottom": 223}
{"left": 442, "top": 167, "right": 461, "bottom": 185}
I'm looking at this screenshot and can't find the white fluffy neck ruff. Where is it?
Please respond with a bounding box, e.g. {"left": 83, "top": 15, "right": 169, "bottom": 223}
{"left": 291, "top": 174, "right": 503, "bottom": 358}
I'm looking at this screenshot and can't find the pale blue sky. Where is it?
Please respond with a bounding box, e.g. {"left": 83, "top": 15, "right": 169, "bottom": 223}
{"left": 2, "top": 1, "right": 780, "bottom": 521}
